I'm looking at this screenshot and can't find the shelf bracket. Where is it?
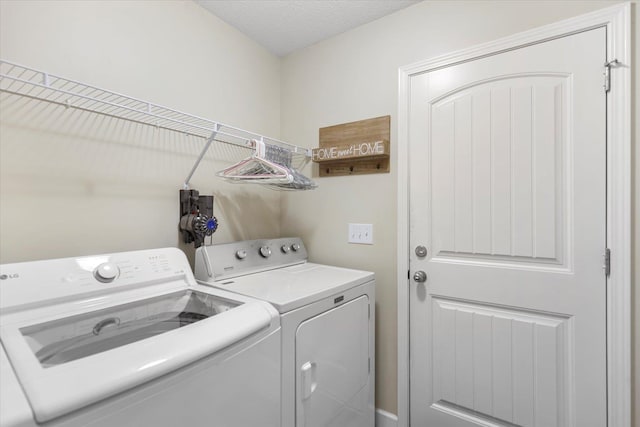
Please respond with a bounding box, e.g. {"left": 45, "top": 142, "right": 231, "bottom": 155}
{"left": 183, "top": 124, "right": 220, "bottom": 190}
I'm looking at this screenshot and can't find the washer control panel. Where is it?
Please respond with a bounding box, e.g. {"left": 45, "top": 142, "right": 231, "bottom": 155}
{"left": 196, "top": 237, "right": 307, "bottom": 281}
{"left": 0, "top": 248, "right": 192, "bottom": 310}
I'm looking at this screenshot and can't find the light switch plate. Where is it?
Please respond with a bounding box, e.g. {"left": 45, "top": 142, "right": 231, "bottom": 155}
{"left": 348, "top": 223, "right": 373, "bottom": 245}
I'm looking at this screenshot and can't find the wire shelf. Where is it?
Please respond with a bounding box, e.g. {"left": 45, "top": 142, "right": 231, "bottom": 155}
{"left": 0, "top": 59, "right": 311, "bottom": 159}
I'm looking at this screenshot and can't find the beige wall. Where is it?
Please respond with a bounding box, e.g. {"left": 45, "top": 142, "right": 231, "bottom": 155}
{"left": 279, "top": 0, "right": 638, "bottom": 416}
{"left": 0, "top": 0, "right": 283, "bottom": 264}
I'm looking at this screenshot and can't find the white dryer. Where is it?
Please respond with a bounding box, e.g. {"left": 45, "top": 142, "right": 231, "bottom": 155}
{"left": 194, "top": 237, "right": 375, "bottom": 427}
{"left": 0, "top": 247, "right": 281, "bottom": 427}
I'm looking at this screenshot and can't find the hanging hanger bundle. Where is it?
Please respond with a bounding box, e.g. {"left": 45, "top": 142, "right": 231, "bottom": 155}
{"left": 217, "top": 139, "right": 317, "bottom": 190}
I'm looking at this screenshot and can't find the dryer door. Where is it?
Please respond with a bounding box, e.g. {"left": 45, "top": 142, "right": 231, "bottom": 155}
{"left": 295, "top": 295, "right": 371, "bottom": 427}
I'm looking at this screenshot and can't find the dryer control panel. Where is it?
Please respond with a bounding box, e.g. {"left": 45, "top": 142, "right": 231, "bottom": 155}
{"left": 195, "top": 237, "right": 307, "bottom": 281}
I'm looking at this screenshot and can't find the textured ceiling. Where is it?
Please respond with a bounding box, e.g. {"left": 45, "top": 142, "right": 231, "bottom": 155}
{"left": 196, "top": 0, "right": 421, "bottom": 57}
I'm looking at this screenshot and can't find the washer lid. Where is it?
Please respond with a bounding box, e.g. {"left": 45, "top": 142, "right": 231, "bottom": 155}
{"left": 205, "top": 263, "right": 374, "bottom": 313}
{"left": 22, "top": 289, "right": 240, "bottom": 368}
{"left": 0, "top": 286, "right": 274, "bottom": 423}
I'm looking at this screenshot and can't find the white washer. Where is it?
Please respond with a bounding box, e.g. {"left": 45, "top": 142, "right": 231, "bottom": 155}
{"left": 0, "top": 247, "right": 281, "bottom": 427}
{"left": 194, "top": 238, "right": 375, "bottom": 427}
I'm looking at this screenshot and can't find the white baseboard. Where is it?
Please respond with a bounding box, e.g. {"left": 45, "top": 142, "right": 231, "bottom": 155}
{"left": 376, "top": 408, "right": 398, "bottom": 427}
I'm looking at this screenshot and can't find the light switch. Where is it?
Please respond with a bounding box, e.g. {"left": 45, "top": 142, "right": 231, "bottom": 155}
{"left": 348, "top": 223, "right": 373, "bottom": 245}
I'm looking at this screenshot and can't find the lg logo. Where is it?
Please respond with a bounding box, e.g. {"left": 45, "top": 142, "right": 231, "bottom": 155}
{"left": 0, "top": 273, "right": 19, "bottom": 280}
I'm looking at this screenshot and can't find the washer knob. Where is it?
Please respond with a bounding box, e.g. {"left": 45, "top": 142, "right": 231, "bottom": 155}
{"left": 259, "top": 246, "right": 272, "bottom": 258}
{"left": 291, "top": 243, "right": 301, "bottom": 252}
{"left": 94, "top": 262, "right": 119, "bottom": 283}
{"left": 236, "top": 249, "right": 247, "bottom": 260}
{"left": 281, "top": 245, "right": 291, "bottom": 253}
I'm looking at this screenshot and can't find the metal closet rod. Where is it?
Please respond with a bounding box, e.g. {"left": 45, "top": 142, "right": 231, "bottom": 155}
{"left": 0, "top": 59, "right": 312, "bottom": 187}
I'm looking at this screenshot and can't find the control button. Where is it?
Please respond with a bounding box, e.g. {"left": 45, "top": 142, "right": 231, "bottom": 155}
{"left": 281, "top": 245, "right": 291, "bottom": 253}
{"left": 291, "top": 243, "right": 301, "bottom": 252}
{"left": 94, "top": 263, "right": 119, "bottom": 283}
{"left": 259, "top": 246, "right": 272, "bottom": 258}
{"left": 236, "top": 250, "right": 247, "bottom": 260}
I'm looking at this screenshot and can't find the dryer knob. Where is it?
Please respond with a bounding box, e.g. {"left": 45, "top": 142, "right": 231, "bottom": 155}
{"left": 94, "top": 262, "right": 119, "bottom": 283}
{"left": 291, "top": 243, "right": 301, "bottom": 252}
{"left": 259, "top": 246, "right": 272, "bottom": 258}
{"left": 281, "top": 245, "right": 291, "bottom": 253}
{"left": 236, "top": 249, "right": 247, "bottom": 260}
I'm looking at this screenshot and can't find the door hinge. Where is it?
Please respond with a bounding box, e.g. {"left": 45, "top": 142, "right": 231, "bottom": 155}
{"left": 604, "top": 248, "right": 611, "bottom": 276}
{"left": 604, "top": 59, "right": 619, "bottom": 93}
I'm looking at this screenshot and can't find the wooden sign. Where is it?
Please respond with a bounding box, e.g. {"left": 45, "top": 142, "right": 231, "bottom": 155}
{"left": 314, "top": 116, "right": 390, "bottom": 177}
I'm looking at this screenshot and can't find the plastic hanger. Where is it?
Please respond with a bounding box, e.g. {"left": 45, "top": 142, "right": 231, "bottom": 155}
{"left": 217, "top": 139, "right": 317, "bottom": 190}
{"left": 217, "top": 139, "right": 294, "bottom": 184}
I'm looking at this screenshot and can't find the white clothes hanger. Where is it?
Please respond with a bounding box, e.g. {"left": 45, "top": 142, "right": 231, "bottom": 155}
{"left": 217, "top": 139, "right": 316, "bottom": 190}
{"left": 217, "top": 139, "right": 294, "bottom": 184}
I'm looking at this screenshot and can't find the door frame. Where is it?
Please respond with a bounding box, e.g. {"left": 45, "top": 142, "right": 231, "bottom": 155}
{"left": 396, "top": 3, "right": 632, "bottom": 427}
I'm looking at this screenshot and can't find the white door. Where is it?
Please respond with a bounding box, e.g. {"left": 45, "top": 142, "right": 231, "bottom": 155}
{"left": 296, "top": 296, "right": 371, "bottom": 427}
{"left": 408, "top": 28, "right": 606, "bottom": 426}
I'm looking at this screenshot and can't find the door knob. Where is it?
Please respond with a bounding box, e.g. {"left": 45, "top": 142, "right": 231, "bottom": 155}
{"left": 415, "top": 246, "right": 427, "bottom": 257}
{"left": 413, "top": 270, "right": 427, "bottom": 283}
